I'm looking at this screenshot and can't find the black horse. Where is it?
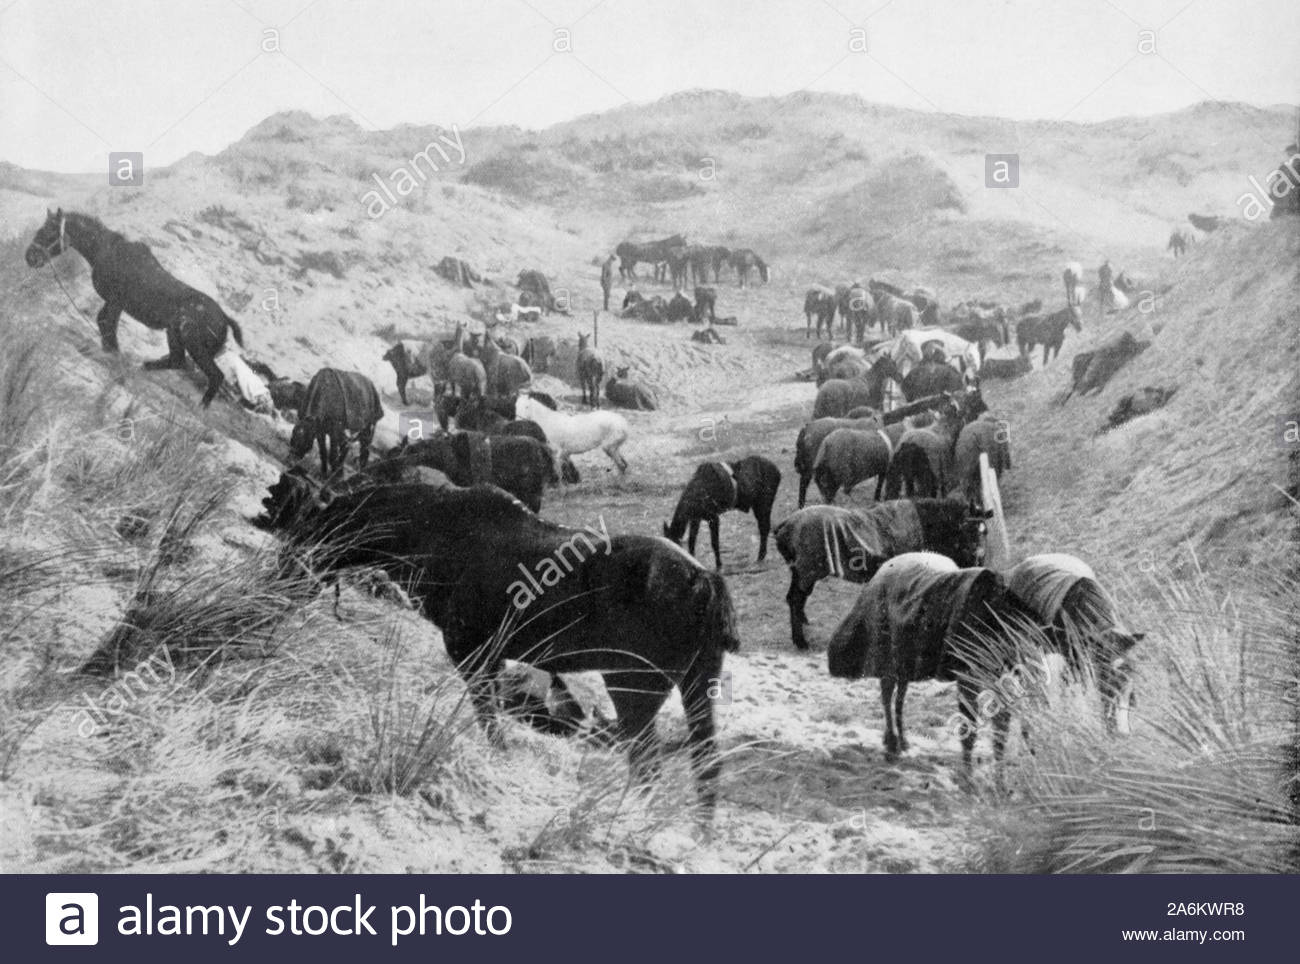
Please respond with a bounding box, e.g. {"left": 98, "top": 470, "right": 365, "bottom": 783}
{"left": 663, "top": 456, "right": 781, "bottom": 568}
{"left": 257, "top": 478, "right": 740, "bottom": 814}
{"left": 26, "top": 209, "right": 244, "bottom": 406}
{"left": 289, "top": 369, "right": 384, "bottom": 476}
{"left": 774, "top": 499, "right": 989, "bottom": 650}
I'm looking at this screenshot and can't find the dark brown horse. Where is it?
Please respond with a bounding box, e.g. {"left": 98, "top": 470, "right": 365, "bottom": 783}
{"left": 289, "top": 369, "right": 384, "bottom": 476}
{"left": 26, "top": 209, "right": 244, "bottom": 406}
{"left": 663, "top": 456, "right": 782, "bottom": 568}
{"left": 257, "top": 479, "right": 740, "bottom": 814}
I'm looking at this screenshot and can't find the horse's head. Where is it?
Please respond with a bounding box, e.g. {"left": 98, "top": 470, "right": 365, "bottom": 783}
{"left": 1067, "top": 305, "right": 1083, "bottom": 332}
{"left": 661, "top": 519, "right": 684, "bottom": 545}
{"left": 288, "top": 417, "right": 317, "bottom": 459}
{"left": 25, "top": 208, "right": 68, "bottom": 267}
{"left": 1096, "top": 627, "right": 1144, "bottom": 735}
{"left": 577, "top": 331, "right": 589, "bottom": 350}
{"left": 615, "top": 366, "right": 630, "bottom": 379}
{"left": 382, "top": 342, "right": 406, "bottom": 368}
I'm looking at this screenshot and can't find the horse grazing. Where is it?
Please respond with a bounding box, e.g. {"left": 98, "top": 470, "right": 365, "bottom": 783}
{"left": 289, "top": 369, "right": 384, "bottom": 476}
{"left": 804, "top": 287, "right": 837, "bottom": 339}
{"left": 257, "top": 479, "right": 739, "bottom": 814}
{"left": 516, "top": 394, "right": 629, "bottom": 473}
{"left": 1005, "top": 553, "right": 1142, "bottom": 735}
{"left": 26, "top": 209, "right": 244, "bottom": 406}
{"left": 1016, "top": 306, "right": 1081, "bottom": 365}
{"left": 604, "top": 367, "right": 657, "bottom": 410}
{"left": 729, "top": 248, "right": 768, "bottom": 287}
{"left": 773, "top": 499, "right": 988, "bottom": 650}
{"left": 663, "top": 456, "right": 781, "bottom": 568}
{"left": 827, "top": 553, "right": 1039, "bottom": 765}
{"left": 575, "top": 332, "right": 604, "bottom": 408}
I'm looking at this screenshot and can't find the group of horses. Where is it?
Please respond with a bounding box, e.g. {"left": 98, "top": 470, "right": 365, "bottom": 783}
{"left": 26, "top": 208, "right": 1142, "bottom": 821}
{"left": 616, "top": 235, "right": 769, "bottom": 289}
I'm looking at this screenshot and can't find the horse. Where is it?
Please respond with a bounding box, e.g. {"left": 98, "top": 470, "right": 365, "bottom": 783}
{"left": 1005, "top": 553, "right": 1143, "bottom": 735}
{"left": 901, "top": 358, "right": 965, "bottom": 402}
{"left": 479, "top": 336, "right": 533, "bottom": 395}
{"left": 604, "top": 367, "right": 657, "bottom": 410}
{"left": 257, "top": 479, "right": 739, "bottom": 815}
{"left": 884, "top": 403, "right": 963, "bottom": 499}
{"left": 385, "top": 432, "right": 556, "bottom": 512}
{"left": 1016, "top": 306, "right": 1082, "bottom": 366}
{"left": 289, "top": 369, "right": 384, "bottom": 477}
{"left": 1167, "top": 229, "right": 1190, "bottom": 258}
{"left": 869, "top": 282, "right": 918, "bottom": 336}
{"left": 616, "top": 234, "right": 686, "bottom": 281}
{"left": 516, "top": 394, "right": 630, "bottom": 473}
{"left": 804, "top": 287, "right": 837, "bottom": 339}
{"left": 25, "top": 209, "right": 244, "bottom": 406}
{"left": 812, "top": 355, "right": 901, "bottom": 418}
{"left": 729, "top": 248, "right": 768, "bottom": 287}
{"left": 521, "top": 335, "right": 557, "bottom": 373}
{"left": 575, "top": 332, "right": 604, "bottom": 408}
{"left": 447, "top": 323, "right": 487, "bottom": 397}
{"left": 773, "top": 499, "right": 989, "bottom": 650}
{"left": 1062, "top": 262, "right": 1083, "bottom": 306}
{"left": 662, "top": 456, "right": 781, "bottom": 568}
{"left": 951, "top": 412, "right": 1011, "bottom": 507}
{"left": 794, "top": 412, "right": 895, "bottom": 506}
{"left": 811, "top": 426, "right": 896, "bottom": 504}
{"left": 827, "top": 553, "right": 1041, "bottom": 765}
{"left": 840, "top": 284, "right": 873, "bottom": 342}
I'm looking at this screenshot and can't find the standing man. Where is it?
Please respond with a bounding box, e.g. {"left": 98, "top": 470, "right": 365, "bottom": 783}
{"left": 1098, "top": 258, "right": 1114, "bottom": 316}
{"left": 600, "top": 253, "right": 617, "bottom": 311}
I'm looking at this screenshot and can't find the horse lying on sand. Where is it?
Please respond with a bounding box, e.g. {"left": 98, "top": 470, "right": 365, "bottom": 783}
{"left": 256, "top": 477, "right": 739, "bottom": 815}
{"left": 26, "top": 208, "right": 245, "bottom": 406}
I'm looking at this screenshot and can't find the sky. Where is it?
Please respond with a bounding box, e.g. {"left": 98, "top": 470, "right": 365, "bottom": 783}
{"left": 1, "top": 0, "right": 1297, "bottom": 172}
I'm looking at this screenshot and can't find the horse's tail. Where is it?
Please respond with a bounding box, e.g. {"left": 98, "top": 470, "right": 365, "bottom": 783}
{"left": 689, "top": 568, "right": 740, "bottom": 654}
{"left": 225, "top": 313, "right": 245, "bottom": 348}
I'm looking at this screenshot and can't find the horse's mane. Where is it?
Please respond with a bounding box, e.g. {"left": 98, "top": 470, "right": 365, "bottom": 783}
{"left": 66, "top": 211, "right": 124, "bottom": 242}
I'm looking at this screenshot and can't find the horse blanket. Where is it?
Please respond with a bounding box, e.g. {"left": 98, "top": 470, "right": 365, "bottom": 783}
{"left": 828, "top": 554, "right": 999, "bottom": 681}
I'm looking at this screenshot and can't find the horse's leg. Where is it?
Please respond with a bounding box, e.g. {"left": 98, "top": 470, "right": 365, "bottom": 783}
{"left": 707, "top": 516, "right": 722, "bottom": 570}
{"left": 397, "top": 376, "right": 409, "bottom": 407}
{"left": 193, "top": 348, "right": 225, "bottom": 408}
{"left": 894, "top": 680, "right": 910, "bottom": 752}
{"left": 957, "top": 677, "right": 980, "bottom": 771}
{"left": 754, "top": 506, "right": 771, "bottom": 562}
{"left": 786, "top": 569, "right": 815, "bottom": 650}
{"left": 96, "top": 303, "right": 123, "bottom": 353}
{"left": 316, "top": 429, "right": 330, "bottom": 478}
{"left": 881, "top": 677, "right": 899, "bottom": 760}
{"left": 797, "top": 469, "right": 810, "bottom": 508}
{"left": 143, "top": 323, "right": 186, "bottom": 370}
{"left": 603, "top": 670, "right": 667, "bottom": 792}
{"left": 687, "top": 519, "right": 700, "bottom": 557}
{"left": 357, "top": 424, "right": 375, "bottom": 470}
{"left": 605, "top": 438, "right": 629, "bottom": 474}
{"left": 678, "top": 644, "right": 725, "bottom": 817}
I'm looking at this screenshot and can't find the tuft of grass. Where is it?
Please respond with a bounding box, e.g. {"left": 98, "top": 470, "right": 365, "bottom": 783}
{"left": 968, "top": 564, "right": 1298, "bottom": 874}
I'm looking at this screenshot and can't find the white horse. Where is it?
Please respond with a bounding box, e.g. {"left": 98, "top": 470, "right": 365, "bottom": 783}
{"left": 517, "top": 395, "right": 630, "bottom": 473}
